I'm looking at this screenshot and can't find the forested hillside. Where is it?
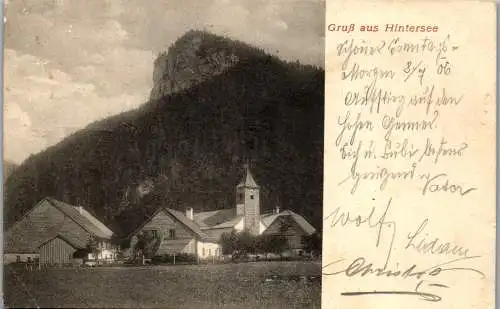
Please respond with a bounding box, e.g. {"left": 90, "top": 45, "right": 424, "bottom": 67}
{"left": 4, "top": 30, "right": 324, "bottom": 237}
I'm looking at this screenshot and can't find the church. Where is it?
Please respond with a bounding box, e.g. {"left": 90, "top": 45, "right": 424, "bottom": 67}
{"left": 129, "top": 164, "right": 317, "bottom": 260}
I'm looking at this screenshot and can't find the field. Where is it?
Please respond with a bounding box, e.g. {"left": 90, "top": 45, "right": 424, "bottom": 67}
{"left": 5, "top": 261, "right": 321, "bottom": 309}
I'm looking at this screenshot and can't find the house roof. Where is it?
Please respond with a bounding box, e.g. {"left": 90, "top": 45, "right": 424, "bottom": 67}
{"left": 46, "top": 197, "right": 113, "bottom": 239}
{"left": 5, "top": 197, "right": 114, "bottom": 254}
{"left": 129, "top": 207, "right": 208, "bottom": 241}
{"left": 260, "top": 210, "right": 316, "bottom": 235}
{"left": 79, "top": 208, "right": 114, "bottom": 237}
{"left": 204, "top": 227, "right": 234, "bottom": 243}
{"left": 193, "top": 208, "right": 240, "bottom": 229}
{"left": 210, "top": 216, "right": 244, "bottom": 229}
{"left": 165, "top": 208, "right": 208, "bottom": 240}
{"left": 193, "top": 207, "right": 316, "bottom": 236}
{"left": 37, "top": 233, "right": 87, "bottom": 250}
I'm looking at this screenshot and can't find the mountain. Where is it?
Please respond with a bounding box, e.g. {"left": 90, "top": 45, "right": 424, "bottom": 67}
{"left": 4, "top": 30, "right": 324, "bottom": 238}
{"left": 4, "top": 160, "right": 18, "bottom": 182}
{"left": 150, "top": 30, "right": 241, "bottom": 100}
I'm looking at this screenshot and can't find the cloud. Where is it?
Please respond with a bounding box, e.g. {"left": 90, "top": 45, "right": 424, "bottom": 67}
{"left": 4, "top": 0, "right": 324, "bottom": 163}
{"left": 4, "top": 49, "right": 149, "bottom": 163}
{"left": 4, "top": 101, "right": 47, "bottom": 162}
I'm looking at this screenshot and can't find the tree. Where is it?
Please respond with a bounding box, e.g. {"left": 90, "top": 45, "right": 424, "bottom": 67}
{"left": 220, "top": 230, "right": 238, "bottom": 255}
{"left": 220, "top": 230, "right": 292, "bottom": 261}
{"left": 236, "top": 230, "right": 256, "bottom": 255}
{"left": 267, "top": 235, "right": 289, "bottom": 258}
{"left": 134, "top": 231, "right": 161, "bottom": 260}
{"left": 255, "top": 234, "right": 274, "bottom": 259}
{"left": 302, "top": 233, "right": 321, "bottom": 258}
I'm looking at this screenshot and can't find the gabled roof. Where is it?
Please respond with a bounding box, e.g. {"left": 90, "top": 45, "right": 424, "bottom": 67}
{"left": 37, "top": 233, "right": 87, "bottom": 250}
{"left": 210, "top": 216, "right": 244, "bottom": 229}
{"left": 129, "top": 207, "right": 208, "bottom": 241}
{"left": 193, "top": 208, "right": 240, "bottom": 229}
{"left": 46, "top": 197, "right": 113, "bottom": 239}
{"left": 5, "top": 197, "right": 114, "bottom": 254}
{"left": 260, "top": 210, "right": 316, "bottom": 235}
{"left": 237, "top": 164, "right": 259, "bottom": 188}
{"left": 79, "top": 208, "right": 114, "bottom": 237}
{"left": 165, "top": 208, "right": 208, "bottom": 240}
{"left": 204, "top": 228, "right": 234, "bottom": 243}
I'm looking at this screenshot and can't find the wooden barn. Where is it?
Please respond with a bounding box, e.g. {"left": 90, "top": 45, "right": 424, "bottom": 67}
{"left": 260, "top": 210, "right": 317, "bottom": 254}
{"left": 37, "top": 234, "right": 87, "bottom": 265}
{"left": 4, "top": 197, "right": 116, "bottom": 266}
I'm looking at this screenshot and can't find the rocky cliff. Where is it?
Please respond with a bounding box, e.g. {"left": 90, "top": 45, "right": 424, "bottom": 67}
{"left": 5, "top": 30, "right": 324, "bottom": 237}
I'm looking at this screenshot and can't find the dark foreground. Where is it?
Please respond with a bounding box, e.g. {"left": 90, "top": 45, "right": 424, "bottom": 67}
{"left": 5, "top": 261, "right": 321, "bottom": 309}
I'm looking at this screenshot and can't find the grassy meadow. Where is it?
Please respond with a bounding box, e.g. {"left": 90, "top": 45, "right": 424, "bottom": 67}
{"left": 5, "top": 261, "right": 321, "bottom": 309}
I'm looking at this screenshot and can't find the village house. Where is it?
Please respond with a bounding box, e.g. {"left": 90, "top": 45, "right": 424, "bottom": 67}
{"left": 4, "top": 197, "right": 117, "bottom": 266}
{"left": 129, "top": 164, "right": 317, "bottom": 260}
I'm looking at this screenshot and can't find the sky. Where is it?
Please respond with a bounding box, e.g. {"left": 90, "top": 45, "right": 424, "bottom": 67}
{"left": 4, "top": 0, "right": 325, "bottom": 164}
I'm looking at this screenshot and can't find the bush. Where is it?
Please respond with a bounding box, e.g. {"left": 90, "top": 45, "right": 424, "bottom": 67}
{"left": 151, "top": 253, "right": 197, "bottom": 265}
{"left": 220, "top": 231, "right": 290, "bottom": 258}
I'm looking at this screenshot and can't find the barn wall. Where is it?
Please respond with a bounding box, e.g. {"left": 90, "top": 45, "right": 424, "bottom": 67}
{"left": 5, "top": 200, "right": 93, "bottom": 253}
{"left": 4, "top": 253, "right": 39, "bottom": 264}
{"left": 5, "top": 200, "right": 60, "bottom": 252}
{"left": 39, "top": 237, "right": 76, "bottom": 265}
{"left": 132, "top": 210, "right": 197, "bottom": 256}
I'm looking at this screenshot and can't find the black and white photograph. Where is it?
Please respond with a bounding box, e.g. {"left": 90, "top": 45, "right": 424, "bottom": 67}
{"left": 3, "top": 0, "right": 324, "bottom": 308}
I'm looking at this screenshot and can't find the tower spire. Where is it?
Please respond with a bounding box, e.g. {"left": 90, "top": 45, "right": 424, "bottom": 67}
{"left": 235, "top": 159, "right": 261, "bottom": 235}
{"left": 238, "top": 162, "right": 258, "bottom": 189}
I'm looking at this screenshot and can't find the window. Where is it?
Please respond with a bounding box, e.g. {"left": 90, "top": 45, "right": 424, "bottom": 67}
{"left": 151, "top": 230, "right": 158, "bottom": 238}
{"left": 16, "top": 255, "right": 21, "bottom": 262}
{"left": 209, "top": 249, "right": 212, "bottom": 256}
{"left": 203, "top": 248, "right": 206, "bottom": 256}
{"left": 168, "top": 229, "right": 176, "bottom": 239}
{"left": 250, "top": 194, "right": 254, "bottom": 200}
{"left": 238, "top": 193, "right": 244, "bottom": 203}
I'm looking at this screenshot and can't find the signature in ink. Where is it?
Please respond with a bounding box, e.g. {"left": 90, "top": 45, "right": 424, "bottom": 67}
{"left": 323, "top": 254, "right": 485, "bottom": 302}
{"left": 405, "top": 218, "right": 470, "bottom": 257}
{"left": 421, "top": 173, "right": 476, "bottom": 197}
{"left": 324, "top": 197, "right": 396, "bottom": 268}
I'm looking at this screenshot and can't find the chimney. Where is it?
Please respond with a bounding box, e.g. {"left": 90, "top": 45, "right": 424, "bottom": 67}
{"left": 275, "top": 206, "right": 280, "bottom": 214}
{"left": 78, "top": 206, "right": 83, "bottom": 215}
{"left": 186, "top": 207, "right": 194, "bottom": 220}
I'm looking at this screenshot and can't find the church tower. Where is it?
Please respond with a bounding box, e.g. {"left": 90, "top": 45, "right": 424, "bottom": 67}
{"left": 235, "top": 163, "right": 260, "bottom": 235}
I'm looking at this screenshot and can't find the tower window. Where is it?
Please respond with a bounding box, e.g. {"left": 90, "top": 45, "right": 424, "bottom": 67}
{"left": 250, "top": 194, "right": 254, "bottom": 200}
{"left": 238, "top": 193, "right": 244, "bottom": 203}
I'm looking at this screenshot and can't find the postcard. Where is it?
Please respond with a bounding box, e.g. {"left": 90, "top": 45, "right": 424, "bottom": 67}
{"left": 3, "top": 0, "right": 497, "bottom": 308}
{"left": 3, "top": 0, "right": 323, "bottom": 308}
